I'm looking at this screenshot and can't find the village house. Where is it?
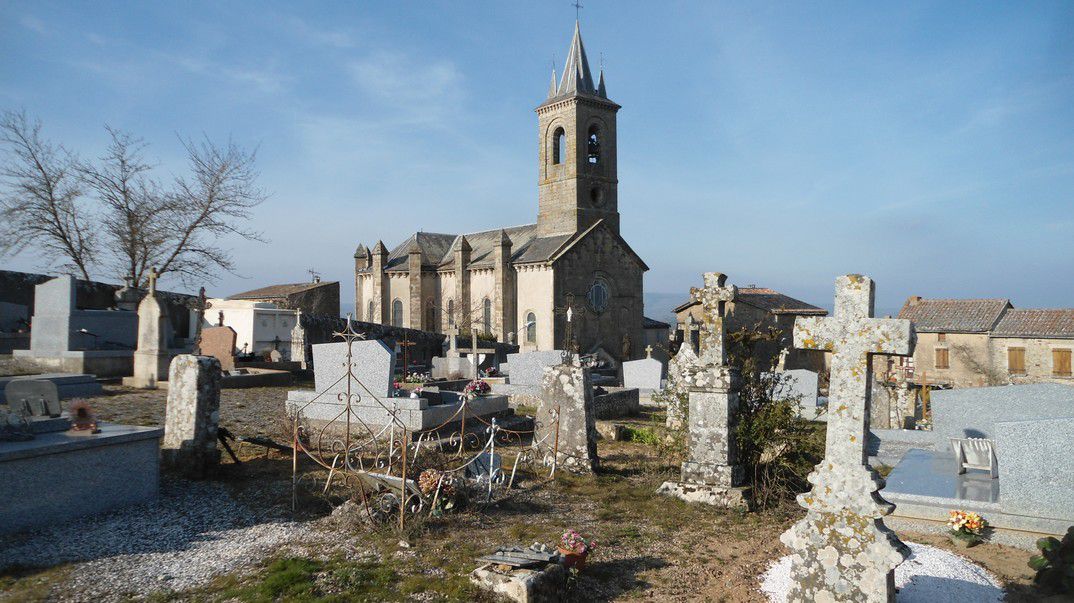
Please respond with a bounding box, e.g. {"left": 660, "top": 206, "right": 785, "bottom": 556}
{"left": 673, "top": 286, "right": 828, "bottom": 372}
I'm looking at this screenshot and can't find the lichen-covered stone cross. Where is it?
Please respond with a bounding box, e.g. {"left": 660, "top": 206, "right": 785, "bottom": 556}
{"left": 691, "top": 272, "right": 736, "bottom": 367}
{"left": 781, "top": 274, "right": 916, "bottom": 602}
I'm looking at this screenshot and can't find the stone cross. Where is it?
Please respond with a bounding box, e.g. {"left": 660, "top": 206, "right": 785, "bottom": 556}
{"left": 446, "top": 324, "right": 459, "bottom": 354}
{"left": 780, "top": 274, "right": 915, "bottom": 602}
{"left": 147, "top": 267, "right": 159, "bottom": 295}
{"left": 645, "top": 345, "right": 653, "bottom": 359}
{"left": 691, "top": 272, "right": 736, "bottom": 367}
{"left": 189, "top": 286, "right": 212, "bottom": 356}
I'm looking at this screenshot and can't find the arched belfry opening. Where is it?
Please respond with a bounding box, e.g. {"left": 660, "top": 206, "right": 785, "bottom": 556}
{"left": 553, "top": 127, "right": 566, "bottom": 165}
{"left": 587, "top": 125, "right": 600, "bottom": 164}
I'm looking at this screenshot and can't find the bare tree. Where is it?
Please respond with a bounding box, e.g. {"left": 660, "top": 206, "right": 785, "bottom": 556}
{"left": 79, "top": 126, "right": 170, "bottom": 287}
{"left": 155, "top": 136, "right": 267, "bottom": 287}
{"left": 0, "top": 110, "right": 95, "bottom": 279}
{"left": 951, "top": 343, "right": 1006, "bottom": 386}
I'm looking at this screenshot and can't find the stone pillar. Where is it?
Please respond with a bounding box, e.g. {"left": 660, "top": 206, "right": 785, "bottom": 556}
{"left": 453, "top": 236, "right": 472, "bottom": 335}
{"left": 354, "top": 244, "right": 369, "bottom": 321}
{"left": 780, "top": 275, "right": 915, "bottom": 603}
{"left": 535, "top": 356, "right": 599, "bottom": 473}
{"left": 493, "top": 230, "right": 514, "bottom": 342}
{"left": 664, "top": 342, "right": 698, "bottom": 429}
{"left": 162, "top": 354, "right": 222, "bottom": 478}
{"left": 658, "top": 272, "right": 748, "bottom": 508}
{"left": 130, "top": 274, "right": 170, "bottom": 389}
{"left": 290, "top": 310, "right": 308, "bottom": 369}
{"left": 371, "top": 240, "right": 387, "bottom": 324}
{"left": 407, "top": 241, "right": 423, "bottom": 330}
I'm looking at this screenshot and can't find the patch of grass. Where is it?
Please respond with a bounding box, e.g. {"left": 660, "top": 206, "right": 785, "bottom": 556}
{"left": 622, "top": 426, "right": 661, "bottom": 446}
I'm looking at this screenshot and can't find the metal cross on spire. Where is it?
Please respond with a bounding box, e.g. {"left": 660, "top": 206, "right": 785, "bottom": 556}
{"left": 572, "top": 0, "right": 583, "bottom": 20}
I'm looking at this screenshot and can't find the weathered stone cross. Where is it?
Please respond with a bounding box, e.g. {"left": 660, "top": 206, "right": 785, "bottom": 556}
{"left": 781, "top": 274, "right": 916, "bottom": 603}
{"left": 691, "top": 272, "right": 735, "bottom": 367}
{"left": 645, "top": 345, "right": 653, "bottom": 359}
{"left": 147, "top": 267, "right": 159, "bottom": 295}
{"left": 445, "top": 324, "right": 459, "bottom": 354}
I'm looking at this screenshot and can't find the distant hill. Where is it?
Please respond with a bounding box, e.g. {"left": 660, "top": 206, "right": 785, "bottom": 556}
{"left": 644, "top": 292, "right": 684, "bottom": 327}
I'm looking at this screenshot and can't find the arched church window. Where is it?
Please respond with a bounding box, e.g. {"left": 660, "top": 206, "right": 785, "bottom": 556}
{"left": 482, "top": 298, "right": 492, "bottom": 335}
{"left": 391, "top": 299, "right": 403, "bottom": 327}
{"left": 589, "top": 187, "right": 604, "bottom": 207}
{"left": 587, "top": 125, "right": 600, "bottom": 164}
{"left": 587, "top": 279, "right": 609, "bottom": 314}
{"left": 447, "top": 299, "right": 455, "bottom": 326}
{"left": 426, "top": 307, "right": 436, "bottom": 331}
{"left": 553, "top": 127, "right": 566, "bottom": 165}
{"left": 526, "top": 312, "right": 537, "bottom": 344}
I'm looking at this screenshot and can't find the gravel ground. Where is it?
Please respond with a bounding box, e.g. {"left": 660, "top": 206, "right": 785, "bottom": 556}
{"left": 760, "top": 542, "right": 1004, "bottom": 602}
{"left": 0, "top": 476, "right": 339, "bottom": 602}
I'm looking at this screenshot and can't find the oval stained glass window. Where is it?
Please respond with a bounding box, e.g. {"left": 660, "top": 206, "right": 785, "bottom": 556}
{"left": 587, "top": 280, "right": 609, "bottom": 314}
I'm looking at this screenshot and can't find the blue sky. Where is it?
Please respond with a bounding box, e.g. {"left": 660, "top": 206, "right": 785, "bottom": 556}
{"left": 2, "top": 1, "right": 1072, "bottom": 316}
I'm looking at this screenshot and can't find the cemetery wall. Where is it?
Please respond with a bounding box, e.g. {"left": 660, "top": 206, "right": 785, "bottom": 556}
{"left": 989, "top": 336, "right": 1074, "bottom": 385}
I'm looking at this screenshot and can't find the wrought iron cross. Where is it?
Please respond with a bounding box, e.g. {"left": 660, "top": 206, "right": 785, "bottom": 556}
{"left": 553, "top": 293, "right": 586, "bottom": 355}
{"left": 189, "top": 286, "right": 212, "bottom": 355}
{"left": 573, "top": 0, "right": 583, "bottom": 20}
{"left": 691, "top": 272, "right": 736, "bottom": 367}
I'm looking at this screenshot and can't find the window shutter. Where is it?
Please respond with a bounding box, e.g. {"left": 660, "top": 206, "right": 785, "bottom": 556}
{"left": 1008, "top": 347, "right": 1026, "bottom": 374}
{"left": 1054, "top": 349, "right": 1072, "bottom": 376}
{"left": 935, "top": 348, "right": 949, "bottom": 369}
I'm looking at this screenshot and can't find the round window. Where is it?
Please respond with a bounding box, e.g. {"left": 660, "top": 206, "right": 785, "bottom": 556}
{"left": 587, "top": 280, "right": 609, "bottom": 314}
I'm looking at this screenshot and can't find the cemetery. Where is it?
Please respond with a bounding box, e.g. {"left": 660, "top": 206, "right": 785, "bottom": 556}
{"left": 1, "top": 6, "right": 1071, "bottom": 601}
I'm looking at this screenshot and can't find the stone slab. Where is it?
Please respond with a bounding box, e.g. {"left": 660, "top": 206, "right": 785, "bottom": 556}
{"left": 622, "top": 357, "right": 662, "bottom": 392}
{"left": 200, "top": 326, "right": 237, "bottom": 372}
{"left": 995, "top": 417, "right": 1074, "bottom": 522}
{"left": 471, "top": 561, "right": 565, "bottom": 603}
{"left": 313, "top": 340, "right": 395, "bottom": 399}
{"left": 656, "top": 480, "right": 749, "bottom": 509}
{"left": 0, "top": 423, "right": 162, "bottom": 536}
{"left": 506, "top": 351, "right": 565, "bottom": 387}
{"left": 777, "top": 368, "right": 819, "bottom": 418}
{"left": 929, "top": 382, "right": 1074, "bottom": 445}
{"left": 0, "top": 373, "right": 102, "bottom": 405}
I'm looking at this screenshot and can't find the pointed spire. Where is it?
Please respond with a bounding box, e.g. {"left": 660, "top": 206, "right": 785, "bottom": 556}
{"left": 354, "top": 243, "right": 368, "bottom": 259}
{"left": 372, "top": 240, "right": 388, "bottom": 255}
{"left": 452, "top": 235, "right": 472, "bottom": 252}
{"left": 496, "top": 229, "right": 512, "bottom": 246}
{"left": 557, "top": 21, "right": 595, "bottom": 96}
{"left": 547, "top": 66, "right": 558, "bottom": 98}
{"left": 596, "top": 68, "right": 606, "bottom": 98}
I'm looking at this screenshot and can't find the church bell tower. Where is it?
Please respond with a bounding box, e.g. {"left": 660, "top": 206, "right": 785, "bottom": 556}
{"left": 536, "top": 22, "right": 621, "bottom": 238}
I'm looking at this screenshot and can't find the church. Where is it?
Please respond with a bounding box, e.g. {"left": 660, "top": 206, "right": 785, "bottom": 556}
{"left": 354, "top": 22, "right": 649, "bottom": 364}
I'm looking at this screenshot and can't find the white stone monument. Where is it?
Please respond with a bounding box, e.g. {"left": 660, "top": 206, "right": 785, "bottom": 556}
{"left": 162, "top": 354, "right": 222, "bottom": 478}
{"left": 780, "top": 274, "right": 915, "bottom": 602}
{"left": 130, "top": 269, "right": 170, "bottom": 388}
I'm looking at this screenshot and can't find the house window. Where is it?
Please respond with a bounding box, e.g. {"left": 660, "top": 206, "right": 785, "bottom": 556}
{"left": 367, "top": 301, "right": 374, "bottom": 322}
{"left": 526, "top": 312, "right": 537, "bottom": 344}
{"left": 935, "top": 348, "right": 949, "bottom": 369}
{"left": 1054, "top": 349, "right": 1072, "bottom": 377}
{"left": 552, "top": 128, "right": 566, "bottom": 165}
{"left": 391, "top": 299, "right": 403, "bottom": 327}
{"left": 447, "top": 299, "right": 455, "bottom": 326}
{"left": 937, "top": 333, "right": 946, "bottom": 342}
{"left": 1007, "top": 347, "right": 1026, "bottom": 374}
{"left": 482, "top": 298, "right": 492, "bottom": 335}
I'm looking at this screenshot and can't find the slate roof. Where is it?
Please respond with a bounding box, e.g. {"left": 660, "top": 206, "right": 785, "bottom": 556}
{"left": 643, "top": 316, "right": 671, "bottom": 329}
{"left": 897, "top": 297, "right": 1011, "bottom": 333}
{"left": 673, "top": 287, "right": 827, "bottom": 316}
{"left": 229, "top": 281, "right": 338, "bottom": 300}
{"left": 991, "top": 309, "right": 1074, "bottom": 339}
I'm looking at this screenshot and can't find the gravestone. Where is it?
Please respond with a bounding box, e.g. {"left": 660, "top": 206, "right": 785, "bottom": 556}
{"left": 664, "top": 340, "right": 699, "bottom": 429}
{"left": 658, "top": 272, "right": 748, "bottom": 508}
{"left": 200, "top": 326, "right": 237, "bottom": 372}
{"left": 268, "top": 349, "right": 282, "bottom": 362}
{"left": 162, "top": 355, "right": 222, "bottom": 478}
{"left": 290, "top": 311, "right": 308, "bottom": 368}
{"left": 780, "top": 274, "right": 915, "bottom": 603}
{"left": 780, "top": 369, "right": 820, "bottom": 419}
{"left": 130, "top": 269, "right": 171, "bottom": 388}
{"left": 313, "top": 340, "right": 395, "bottom": 398}
{"left": 622, "top": 356, "right": 663, "bottom": 392}
{"left": 4, "top": 380, "right": 62, "bottom": 418}
{"left": 466, "top": 452, "right": 503, "bottom": 481}
{"left": 534, "top": 355, "right": 598, "bottom": 473}
{"left": 506, "top": 350, "right": 566, "bottom": 387}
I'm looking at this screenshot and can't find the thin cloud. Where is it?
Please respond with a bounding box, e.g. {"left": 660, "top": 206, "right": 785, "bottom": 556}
{"left": 19, "top": 15, "right": 47, "bottom": 35}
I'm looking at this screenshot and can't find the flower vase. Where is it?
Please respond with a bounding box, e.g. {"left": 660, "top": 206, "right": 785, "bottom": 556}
{"left": 558, "top": 547, "right": 589, "bottom": 571}
{"left": 949, "top": 533, "right": 979, "bottom": 549}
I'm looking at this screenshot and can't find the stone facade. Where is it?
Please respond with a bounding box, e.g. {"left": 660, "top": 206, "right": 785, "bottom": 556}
{"left": 161, "top": 355, "right": 222, "bottom": 478}
{"left": 353, "top": 23, "right": 646, "bottom": 367}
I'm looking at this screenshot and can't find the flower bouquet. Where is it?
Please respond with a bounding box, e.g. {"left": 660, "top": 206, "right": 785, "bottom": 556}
{"left": 947, "top": 509, "right": 987, "bottom": 547}
{"left": 462, "top": 379, "right": 491, "bottom": 400}
{"left": 559, "top": 529, "right": 595, "bottom": 570}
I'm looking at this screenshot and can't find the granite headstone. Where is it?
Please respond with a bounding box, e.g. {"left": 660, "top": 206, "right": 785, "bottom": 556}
{"left": 506, "top": 350, "right": 565, "bottom": 387}
{"left": 312, "top": 340, "right": 396, "bottom": 398}
{"left": 200, "top": 326, "right": 237, "bottom": 371}
{"left": 622, "top": 357, "right": 663, "bottom": 392}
